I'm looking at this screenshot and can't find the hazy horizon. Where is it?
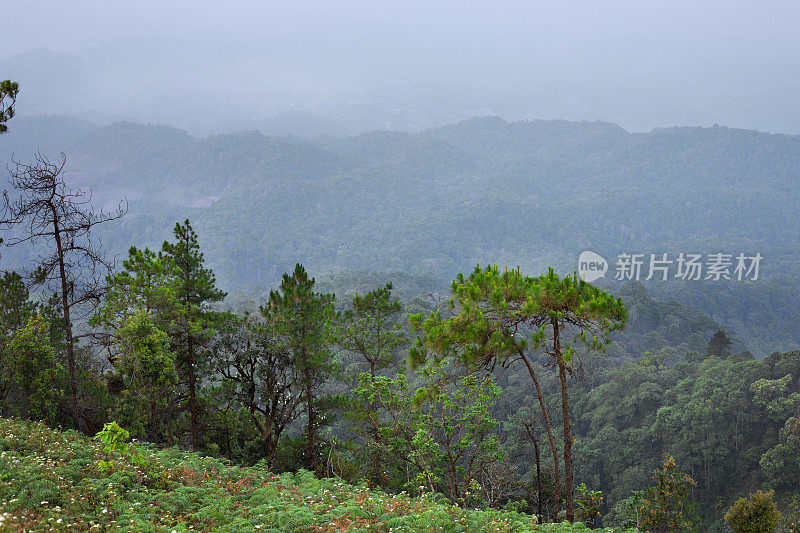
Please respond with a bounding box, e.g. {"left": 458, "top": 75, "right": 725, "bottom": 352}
{"left": 3, "top": 1, "right": 800, "bottom": 136}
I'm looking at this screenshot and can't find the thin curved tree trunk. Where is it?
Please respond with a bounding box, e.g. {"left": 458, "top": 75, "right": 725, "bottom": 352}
{"left": 557, "top": 357, "right": 573, "bottom": 521}
{"left": 524, "top": 422, "right": 544, "bottom": 525}
{"left": 520, "top": 349, "right": 560, "bottom": 522}
{"left": 552, "top": 319, "right": 574, "bottom": 522}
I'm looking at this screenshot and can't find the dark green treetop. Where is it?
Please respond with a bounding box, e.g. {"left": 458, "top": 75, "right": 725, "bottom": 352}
{"left": 334, "top": 282, "right": 405, "bottom": 376}
{"left": 411, "top": 265, "right": 627, "bottom": 368}
{"left": 0, "top": 80, "right": 19, "bottom": 133}
{"left": 261, "top": 263, "right": 336, "bottom": 472}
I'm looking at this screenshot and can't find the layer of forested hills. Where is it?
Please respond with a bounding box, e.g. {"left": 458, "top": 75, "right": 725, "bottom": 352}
{"left": 1, "top": 115, "right": 799, "bottom": 354}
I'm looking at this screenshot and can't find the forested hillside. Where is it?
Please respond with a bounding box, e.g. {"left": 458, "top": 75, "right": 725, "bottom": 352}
{"left": 5, "top": 4, "right": 800, "bottom": 532}
{"left": 2, "top": 115, "right": 798, "bottom": 353}
{"left": 2, "top": 109, "right": 800, "bottom": 531}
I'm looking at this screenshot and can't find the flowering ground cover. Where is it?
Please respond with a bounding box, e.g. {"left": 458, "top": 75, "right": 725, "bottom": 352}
{"left": 0, "top": 418, "right": 633, "bottom": 532}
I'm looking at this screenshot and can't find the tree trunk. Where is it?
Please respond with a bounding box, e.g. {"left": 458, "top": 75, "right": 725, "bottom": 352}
{"left": 305, "top": 366, "right": 318, "bottom": 472}
{"left": 524, "top": 422, "right": 544, "bottom": 525}
{"left": 520, "top": 349, "right": 560, "bottom": 522}
{"left": 535, "top": 435, "right": 543, "bottom": 524}
{"left": 51, "top": 211, "right": 82, "bottom": 430}
{"left": 558, "top": 359, "right": 574, "bottom": 521}
{"left": 553, "top": 319, "right": 574, "bottom": 522}
{"left": 268, "top": 424, "right": 284, "bottom": 469}
{"left": 188, "top": 334, "right": 198, "bottom": 450}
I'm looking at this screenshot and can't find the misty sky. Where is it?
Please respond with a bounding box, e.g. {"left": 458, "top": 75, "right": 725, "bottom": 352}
{"left": 3, "top": 1, "right": 800, "bottom": 134}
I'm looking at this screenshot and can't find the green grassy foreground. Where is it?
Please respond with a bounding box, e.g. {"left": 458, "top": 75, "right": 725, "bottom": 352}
{"left": 0, "top": 418, "right": 631, "bottom": 532}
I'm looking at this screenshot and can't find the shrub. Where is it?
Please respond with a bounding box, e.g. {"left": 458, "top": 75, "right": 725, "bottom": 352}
{"left": 638, "top": 456, "right": 698, "bottom": 532}
{"left": 724, "top": 490, "right": 781, "bottom": 533}
{"left": 0, "top": 417, "right": 634, "bottom": 532}
{"left": 574, "top": 483, "right": 603, "bottom": 527}
{"left": 93, "top": 421, "right": 130, "bottom": 455}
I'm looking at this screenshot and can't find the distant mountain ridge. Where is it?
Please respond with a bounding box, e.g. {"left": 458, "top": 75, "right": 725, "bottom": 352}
{"left": 2, "top": 114, "right": 798, "bottom": 353}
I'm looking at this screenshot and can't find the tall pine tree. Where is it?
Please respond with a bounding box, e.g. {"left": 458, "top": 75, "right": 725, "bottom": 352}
{"left": 161, "top": 220, "right": 226, "bottom": 450}
{"left": 262, "top": 264, "right": 335, "bottom": 473}
{"left": 414, "top": 265, "right": 626, "bottom": 521}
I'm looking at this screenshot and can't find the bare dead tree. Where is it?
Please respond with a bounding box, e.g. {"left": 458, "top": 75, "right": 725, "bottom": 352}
{"left": 0, "top": 152, "right": 127, "bottom": 428}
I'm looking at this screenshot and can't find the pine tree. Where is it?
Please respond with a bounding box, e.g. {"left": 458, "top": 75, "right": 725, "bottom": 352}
{"left": 94, "top": 246, "right": 181, "bottom": 443}
{"left": 333, "top": 283, "right": 405, "bottom": 484}
{"left": 707, "top": 329, "right": 733, "bottom": 358}
{"left": 161, "top": 220, "right": 226, "bottom": 450}
{"left": 262, "top": 264, "right": 335, "bottom": 473}
{"left": 334, "top": 283, "right": 405, "bottom": 377}
{"left": 413, "top": 265, "right": 626, "bottom": 521}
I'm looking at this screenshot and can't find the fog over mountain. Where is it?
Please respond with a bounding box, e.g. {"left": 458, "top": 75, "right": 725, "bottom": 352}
{"left": 4, "top": 1, "right": 800, "bottom": 135}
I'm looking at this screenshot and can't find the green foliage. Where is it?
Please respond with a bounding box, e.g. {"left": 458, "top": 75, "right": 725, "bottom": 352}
{"left": 162, "top": 219, "right": 228, "bottom": 446}
{"left": 334, "top": 282, "right": 406, "bottom": 375}
{"left": 96, "top": 221, "right": 226, "bottom": 448}
{"left": 113, "top": 311, "right": 178, "bottom": 439}
{"left": 707, "top": 330, "right": 733, "bottom": 358}
{"left": 0, "top": 80, "right": 18, "bottom": 133}
{"left": 574, "top": 483, "right": 603, "bottom": 527}
{"left": 606, "top": 490, "right": 645, "bottom": 530}
{"left": 750, "top": 374, "right": 800, "bottom": 423}
{"left": 263, "top": 264, "right": 335, "bottom": 379}
{"left": 262, "top": 263, "right": 336, "bottom": 472}
{"left": 160, "top": 220, "right": 227, "bottom": 400}
{"left": 93, "top": 245, "right": 178, "bottom": 330}
{"left": 212, "top": 312, "right": 302, "bottom": 466}
{"left": 3, "top": 316, "right": 65, "bottom": 422}
{"left": 413, "top": 264, "right": 626, "bottom": 520}
{"left": 759, "top": 416, "right": 800, "bottom": 490}
{"left": 638, "top": 457, "right": 697, "bottom": 532}
{"left": 93, "top": 421, "right": 130, "bottom": 455}
{"left": 116, "top": 312, "right": 176, "bottom": 391}
{"left": 161, "top": 219, "right": 228, "bottom": 311}
{"left": 780, "top": 494, "right": 800, "bottom": 533}
{"left": 724, "top": 490, "right": 781, "bottom": 533}
{"left": 0, "top": 272, "right": 40, "bottom": 417}
{"left": 0, "top": 271, "right": 36, "bottom": 336}
{"left": 412, "top": 265, "right": 626, "bottom": 368}
{"left": 354, "top": 362, "right": 504, "bottom": 507}
{"left": 0, "top": 417, "right": 629, "bottom": 532}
